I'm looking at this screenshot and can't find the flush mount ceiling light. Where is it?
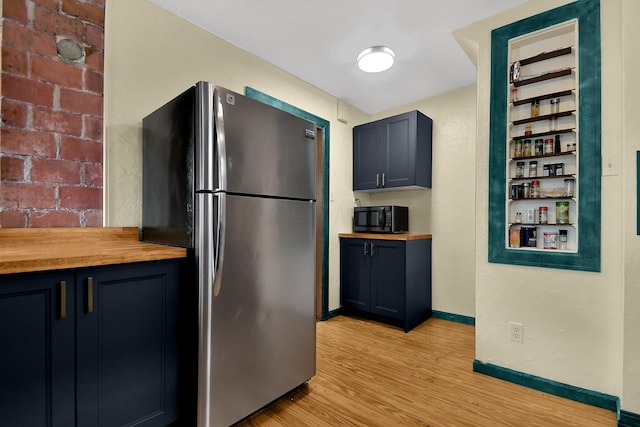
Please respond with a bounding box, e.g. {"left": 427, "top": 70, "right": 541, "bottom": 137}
{"left": 357, "top": 46, "right": 395, "bottom": 73}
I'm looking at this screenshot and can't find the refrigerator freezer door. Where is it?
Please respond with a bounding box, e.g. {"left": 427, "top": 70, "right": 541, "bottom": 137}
{"left": 200, "top": 84, "right": 317, "bottom": 200}
{"left": 199, "top": 194, "right": 316, "bottom": 427}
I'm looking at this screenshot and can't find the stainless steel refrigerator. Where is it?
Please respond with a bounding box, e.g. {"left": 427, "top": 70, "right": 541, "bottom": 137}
{"left": 141, "top": 82, "right": 317, "bottom": 426}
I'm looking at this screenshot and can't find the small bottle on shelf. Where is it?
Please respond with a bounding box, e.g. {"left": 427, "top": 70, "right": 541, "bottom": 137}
{"left": 514, "top": 139, "right": 523, "bottom": 157}
{"left": 516, "top": 161, "right": 525, "bottom": 178}
{"left": 531, "top": 99, "right": 540, "bottom": 117}
{"left": 524, "top": 123, "right": 532, "bottom": 136}
{"left": 529, "top": 161, "right": 537, "bottom": 177}
{"left": 558, "top": 229, "right": 568, "bottom": 250}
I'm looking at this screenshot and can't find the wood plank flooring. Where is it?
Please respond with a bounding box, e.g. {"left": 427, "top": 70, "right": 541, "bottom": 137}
{"left": 237, "top": 316, "right": 617, "bottom": 426}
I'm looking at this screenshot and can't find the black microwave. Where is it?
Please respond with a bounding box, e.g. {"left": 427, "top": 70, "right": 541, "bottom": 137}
{"left": 353, "top": 205, "right": 409, "bottom": 233}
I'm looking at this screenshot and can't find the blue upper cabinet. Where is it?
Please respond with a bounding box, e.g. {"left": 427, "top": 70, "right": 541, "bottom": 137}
{"left": 353, "top": 110, "right": 432, "bottom": 191}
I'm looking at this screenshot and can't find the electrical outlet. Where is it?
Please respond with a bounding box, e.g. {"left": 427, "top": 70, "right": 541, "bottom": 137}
{"left": 509, "top": 321, "right": 524, "bottom": 343}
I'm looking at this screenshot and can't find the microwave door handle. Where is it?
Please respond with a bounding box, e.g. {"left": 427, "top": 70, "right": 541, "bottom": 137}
{"left": 378, "top": 208, "right": 386, "bottom": 228}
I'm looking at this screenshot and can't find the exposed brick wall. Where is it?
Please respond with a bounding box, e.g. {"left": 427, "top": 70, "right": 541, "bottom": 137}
{"left": 1, "top": 0, "right": 105, "bottom": 227}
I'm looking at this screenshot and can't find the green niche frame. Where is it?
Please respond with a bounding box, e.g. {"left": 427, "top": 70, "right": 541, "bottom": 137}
{"left": 488, "top": 0, "right": 601, "bottom": 271}
{"left": 244, "top": 87, "right": 331, "bottom": 319}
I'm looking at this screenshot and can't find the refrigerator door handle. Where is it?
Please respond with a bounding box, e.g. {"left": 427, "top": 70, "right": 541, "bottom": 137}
{"left": 212, "top": 192, "right": 226, "bottom": 297}
{"left": 213, "top": 87, "right": 228, "bottom": 192}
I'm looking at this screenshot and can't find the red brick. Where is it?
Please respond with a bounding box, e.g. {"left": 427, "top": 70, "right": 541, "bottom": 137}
{"left": 85, "top": 69, "right": 103, "bottom": 94}
{"left": 0, "top": 183, "right": 56, "bottom": 209}
{"left": 31, "top": 55, "right": 83, "bottom": 89}
{"left": 30, "top": 210, "right": 81, "bottom": 227}
{"left": 59, "top": 185, "right": 102, "bottom": 209}
{"left": 32, "top": 0, "right": 59, "bottom": 10}
{"left": 2, "top": 47, "right": 29, "bottom": 76}
{"left": 84, "top": 163, "right": 102, "bottom": 186}
{"left": 83, "top": 210, "right": 103, "bottom": 227}
{"left": 0, "top": 210, "right": 27, "bottom": 227}
{"left": 84, "top": 23, "right": 103, "bottom": 49}
{"left": 60, "top": 88, "right": 103, "bottom": 116}
{"left": 1, "top": 99, "right": 28, "bottom": 128}
{"left": 0, "top": 156, "right": 26, "bottom": 181}
{"left": 85, "top": 47, "right": 103, "bottom": 71}
{"left": 3, "top": 0, "right": 29, "bottom": 24}
{"left": 31, "top": 158, "right": 82, "bottom": 184}
{"left": 2, "top": 21, "right": 58, "bottom": 57}
{"left": 61, "top": 0, "right": 105, "bottom": 26}
{"left": 1, "top": 74, "right": 55, "bottom": 106}
{"left": 84, "top": 116, "right": 102, "bottom": 141}
{"left": 1, "top": 128, "right": 57, "bottom": 158}
{"left": 33, "top": 106, "right": 83, "bottom": 136}
{"left": 60, "top": 136, "right": 102, "bottom": 162}
{"left": 34, "top": 6, "right": 85, "bottom": 40}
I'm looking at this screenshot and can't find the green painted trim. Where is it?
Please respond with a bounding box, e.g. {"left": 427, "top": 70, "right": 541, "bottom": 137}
{"left": 244, "top": 87, "right": 331, "bottom": 320}
{"left": 473, "top": 360, "right": 619, "bottom": 412}
{"left": 432, "top": 310, "right": 475, "bottom": 326}
{"left": 637, "top": 152, "right": 640, "bottom": 235}
{"left": 488, "top": 0, "right": 601, "bottom": 271}
{"left": 619, "top": 410, "right": 640, "bottom": 427}
{"left": 327, "top": 308, "right": 342, "bottom": 319}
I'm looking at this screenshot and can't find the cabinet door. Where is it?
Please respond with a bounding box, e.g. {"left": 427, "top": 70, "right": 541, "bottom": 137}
{"left": 75, "top": 260, "right": 184, "bottom": 427}
{"left": 0, "top": 271, "right": 75, "bottom": 427}
{"left": 340, "top": 238, "right": 370, "bottom": 310}
{"left": 370, "top": 240, "right": 406, "bottom": 320}
{"left": 353, "top": 122, "right": 386, "bottom": 190}
{"left": 384, "top": 112, "right": 416, "bottom": 189}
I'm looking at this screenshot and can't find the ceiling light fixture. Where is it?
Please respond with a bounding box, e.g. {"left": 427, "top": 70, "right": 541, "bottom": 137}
{"left": 357, "top": 46, "right": 395, "bottom": 73}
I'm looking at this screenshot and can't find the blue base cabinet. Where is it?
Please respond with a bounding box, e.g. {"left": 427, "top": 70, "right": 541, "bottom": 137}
{"left": 0, "top": 259, "right": 194, "bottom": 427}
{"left": 353, "top": 110, "right": 433, "bottom": 191}
{"left": 340, "top": 237, "right": 432, "bottom": 332}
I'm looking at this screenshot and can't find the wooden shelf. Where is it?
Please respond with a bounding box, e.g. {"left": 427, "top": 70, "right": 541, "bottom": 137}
{"left": 517, "top": 46, "right": 573, "bottom": 66}
{"left": 509, "top": 222, "right": 575, "bottom": 227}
{"left": 511, "top": 128, "right": 574, "bottom": 140}
{"left": 512, "top": 110, "right": 575, "bottom": 126}
{"left": 510, "top": 151, "right": 576, "bottom": 161}
{"left": 509, "top": 174, "right": 576, "bottom": 181}
{"left": 513, "top": 68, "right": 573, "bottom": 87}
{"left": 512, "top": 89, "right": 574, "bottom": 107}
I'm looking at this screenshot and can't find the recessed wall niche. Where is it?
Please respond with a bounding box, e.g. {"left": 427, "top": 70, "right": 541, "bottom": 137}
{"left": 488, "top": 0, "right": 601, "bottom": 271}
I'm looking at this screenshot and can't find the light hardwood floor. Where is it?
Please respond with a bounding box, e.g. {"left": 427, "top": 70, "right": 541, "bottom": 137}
{"left": 237, "top": 316, "right": 617, "bottom": 426}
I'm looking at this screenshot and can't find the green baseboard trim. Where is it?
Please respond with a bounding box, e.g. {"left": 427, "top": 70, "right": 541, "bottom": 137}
{"left": 325, "top": 308, "right": 341, "bottom": 320}
{"left": 473, "top": 360, "right": 619, "bottom": 413}
{"left": 432, "top": 310, "right": 475, "bottom": 326}
{"left": 619, "top": 410, "right": 640, "bottom": 427}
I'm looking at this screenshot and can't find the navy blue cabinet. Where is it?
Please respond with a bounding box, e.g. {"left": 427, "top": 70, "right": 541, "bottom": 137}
{"left": 353, "top": 110, "right": 433, "bottom": 191}
{"left": 0, "top": 271, "right": 76, "bottom": 427}
{"left": 340, "top": 237, "right": 432, "bottom": 332}
{"left": 0, "top": 260, "right": 191, "bottom": 427}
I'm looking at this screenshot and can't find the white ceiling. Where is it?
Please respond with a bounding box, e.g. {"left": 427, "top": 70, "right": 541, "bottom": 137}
{"left": 149, "top": 0, "right": 528, "bottom": 114}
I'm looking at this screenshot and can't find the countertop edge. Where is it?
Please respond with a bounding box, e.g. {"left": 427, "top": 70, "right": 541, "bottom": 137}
{"left": 338, "top": 233, "right": 432, "bottom": 241}
{"left": 0, "top": 227, "right": 188, "bottom": 275}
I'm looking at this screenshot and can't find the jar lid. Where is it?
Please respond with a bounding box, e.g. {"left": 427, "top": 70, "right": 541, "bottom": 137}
{"left": 530, "top": 160, "right": 537, "bottom": 164}
{"left": 564, "top": 178, "right": 575, "bottom": 182}
{"left": 517, "top": 161, "right": 525, "bottom": 165}
{"left": 539, "top": 206, "right": 548, "bottom": 210}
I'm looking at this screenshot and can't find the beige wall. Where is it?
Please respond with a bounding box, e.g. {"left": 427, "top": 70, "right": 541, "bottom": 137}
{"left": 454, "top": 0, "right": 638, "bottom": 412}
{"left": 621, "top": 0, "right": 640, "bottom": 414}
{"left": 362, "top": 84, "right": 478, "bottom": 318}
{"left": 104, "top": 0, "right": 367, "bottom": 311}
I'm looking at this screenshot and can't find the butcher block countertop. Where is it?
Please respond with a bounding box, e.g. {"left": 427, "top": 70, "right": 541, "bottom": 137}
{"left": 0, "top": 227, "right": 187, "bottom": 275}
{"left": 339, "top": 233, "right": 432, "bottom": 241}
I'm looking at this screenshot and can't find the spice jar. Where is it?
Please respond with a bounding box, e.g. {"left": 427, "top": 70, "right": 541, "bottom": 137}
{"left": 564, "top": 178, "right": 575, "bottom": 197}
{"left": 523, "top": 182, "right": 531, "bottom": 199}
{"left": 524, "top": 123, "right": 532, "bottom": 136}
{"left": 514, "top": 139, "right": 523, "bottom": 157}
{"left": 531, "top": 99, "right": 540, "bottom": 117}
{"left": 544, "top": 138, "right": 554, "bottom": 154}
{"left": 554, "top": 134, "right": 561, "bottom": 153}
{"left": 523, "top": 139, "right": 531, "bottom": 157}
{"left": 543, "top": 164, "right": 550, "bottom": 176}
{"left": 534, "top": 139, "right": 544, "bottom": 156}
{"left": 555, "top": 162, "right": 564, "bottom": 176}
{"left": 531, "top": 180, "right": 540, "bottom": 198}
{"left": 538, "top": 206, "right": 548, "bottom": 224}
{"left": 515, "top": 161, "right": 525, "bottom": 178}
{"left": 559, "top": 229, "right": 568, "bottom": 250}
{"left": 511, "top": 87, "right": 518, "bottom": 103}
{"left": 515, "top": 212, "right": 522, "bottom": 223}
{"left": 529, "top": 161, "right": 537, "bottom": 177}
{"left": 556, "top": 201, "right": 570, "bottom": 224}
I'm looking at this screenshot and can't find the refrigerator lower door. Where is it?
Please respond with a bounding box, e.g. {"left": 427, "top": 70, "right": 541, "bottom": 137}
{"left": 198, "top": 194, "right": 316, "bottom": 427}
